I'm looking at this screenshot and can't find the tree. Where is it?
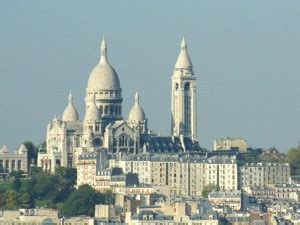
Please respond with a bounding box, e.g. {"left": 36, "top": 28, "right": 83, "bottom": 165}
{"left": 12, "top": 178, "right": 22, "bottom": 192}
{"left": 61, "top": 185, "right": 115, "bottom": 217}
{"left": 9, "top": 170, "right": 25, "bottom": 179}
{"left": 55, "top": 167, "right": 77, "bottom": 186}
{"left": 0, "top": 186, "right": 5, "bottom": 208}
{"left": 96, "top": 191, "right": 115, "bottom": 205}
{"left": 202, "top": 184, "right": 220, "bottom": 198}
{"left": 18, "top": 192, "right": 31, "bottom": 208}
{"left": 23, "top": 141, "right": 39, "bottom": 166}
{"left": 5, "top": 190, "right": 17, "bottom": 209}
{"left": 287, "top": 147, "right": 300, "bottom": 176}
{"left": 126, "top": 173, "right": 139, "bottom": 186}
{"left": 30, "top": 166, "right": 43, "bottom": 176}
{"left": 61, "top": 184, "right": 97, "bottom": 217}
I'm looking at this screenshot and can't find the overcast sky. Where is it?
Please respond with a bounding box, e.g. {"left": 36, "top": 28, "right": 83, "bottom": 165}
{"left": 0, "top": 1, "right": 300, "bottom": 151}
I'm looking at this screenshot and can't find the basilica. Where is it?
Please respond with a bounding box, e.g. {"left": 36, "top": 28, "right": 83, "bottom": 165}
{"left": 37, "top": 37, "right": 199, "bottom": 172}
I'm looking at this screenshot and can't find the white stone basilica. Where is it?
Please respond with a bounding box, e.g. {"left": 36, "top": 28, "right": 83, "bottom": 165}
{"left": 38, "top": 37, "right": 199, "bottom": 172}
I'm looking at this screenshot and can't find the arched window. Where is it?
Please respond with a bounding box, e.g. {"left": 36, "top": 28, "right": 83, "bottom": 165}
{"left": 104, "top": 106, "right": 109, "bottom": 115}
{"left": 118, "top": 134, "right": 130, "bottom": 147}
{"left": 99, "top": 105, "right": 103, "bottom": 115}
{"left": 184, "top": 82, "right": 190, "bottom": 91}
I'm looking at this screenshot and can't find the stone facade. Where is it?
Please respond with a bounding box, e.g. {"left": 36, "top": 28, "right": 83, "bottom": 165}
{"left": 0, "top": 145, "right": 28, "bottom": 173}
{"left": 208, "top": 190, "right": 242, "bottom": 212}
{"left": 213, "top": 137, "right": 247, "bottom": 152}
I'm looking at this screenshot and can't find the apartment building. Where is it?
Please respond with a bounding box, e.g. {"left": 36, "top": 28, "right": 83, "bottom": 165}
{"left": 117, "top": 153, "right": 238, "bottom": 197}
{"left": 240, "top": 162, "right": 291, "bottom": 189}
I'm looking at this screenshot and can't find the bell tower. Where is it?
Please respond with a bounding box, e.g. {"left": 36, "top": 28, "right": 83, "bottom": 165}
{"left": 171, "top": 37, "right": 197, "bottom": 141}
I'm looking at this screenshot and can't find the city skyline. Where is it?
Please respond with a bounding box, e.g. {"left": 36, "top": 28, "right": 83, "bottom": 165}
{"left": 1, "top": 1, "right": 300, "bottom": 151}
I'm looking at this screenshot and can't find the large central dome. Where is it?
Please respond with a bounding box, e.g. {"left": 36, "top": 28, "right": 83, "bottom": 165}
{"left": 87, "top": 38, "right": 120, "bottom": 91}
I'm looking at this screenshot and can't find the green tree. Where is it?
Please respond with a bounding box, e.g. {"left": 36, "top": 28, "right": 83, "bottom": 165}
{"left": 30, "top": 166, "right": 43, "bottom": 176}
{"left": 126, "top": 173, "right": 139, "bottom": 186}
{"left": 33, "top": 173, "right": 59, "bottom": 200}
{"left": 10, "top": 170, "right": 25, "bottom": 179}
{"left": 0, "top": 186, "right": 6, "bottom": 208}
{"left": 96, "top": 191, "right": 115, "bottom": 205}
{"left": 61, "top": 185, "right": 115, "bottom": 217}
{"left": 12, "top": 178, "right": 22, "bottom": 192}
{"left": 18, "top": 179, "right": 34, "bottom": 208}
{"left": 61, "top": 184, "right": 97, "bottom": 217}
{"left": 287, "top": 147, "right": 300, "bottom": 176}
{"left": 23, "top": 141, "right": 39, "bottom": 166}
{"left": 202, "top": 184, "right": 220, "bottom": 198}
{"left": 18, "top": 192, "right": 31, "bottom": 208}
{"left": 55, "top": 167, "right": 77, "bottom": 186}
{"left": 6, "top": 190, "right": 17, "bottom": 209}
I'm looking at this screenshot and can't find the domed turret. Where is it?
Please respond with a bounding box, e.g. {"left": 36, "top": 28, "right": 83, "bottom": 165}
{"left": 175, "top": 37, "right": 193, "bottom": 72}
{"left": 87, "top": 37, "right": 120, "bottom": 91}
{"left": 62, "top": 93, "right": 79, "bottom": 122}
{"left": 84, "top": 95, "right": 100, "bottom": 122}
{"left": 128, "top": 92, "right": 146, "bottom": 123}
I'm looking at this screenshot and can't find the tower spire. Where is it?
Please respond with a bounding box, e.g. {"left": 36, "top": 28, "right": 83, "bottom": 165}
{"left": 100, "top": 36, "right": 107, "bottom": 62}
{"left": 68, "top": 93, "right": 73, "bottom": 105}
{"left": 175, "top": 37, "right": 193, "bottom": 71}
{"left": 135, "top": 91, "right": 139, "bottom": 105}
{"left": 181, "top": 36, "right": 187, "bottom": 49}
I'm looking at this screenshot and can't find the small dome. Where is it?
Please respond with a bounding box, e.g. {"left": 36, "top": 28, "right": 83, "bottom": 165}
{"left": 84, "top": 96, "right": 100, "bottom": 122}
{"left": 62, "top": 93, "right": 79, "bottom": 122}
{"left": 128, "top": 92, "right": 146, "bottom": 123}
{"left": 87, "top": 38, "right": 120, "bottom": 91}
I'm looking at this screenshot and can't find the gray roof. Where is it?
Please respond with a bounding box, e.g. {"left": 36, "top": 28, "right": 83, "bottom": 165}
{"left": 65, "top": 121, "right": 83, "bottom": 135}
{"left": 141, "top": 136, "right": 200, "bottom": 153}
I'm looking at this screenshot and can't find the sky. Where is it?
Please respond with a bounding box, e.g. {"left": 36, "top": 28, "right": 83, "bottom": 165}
{"left": 0, "top": 1, "right": 300, "bottom": 152}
